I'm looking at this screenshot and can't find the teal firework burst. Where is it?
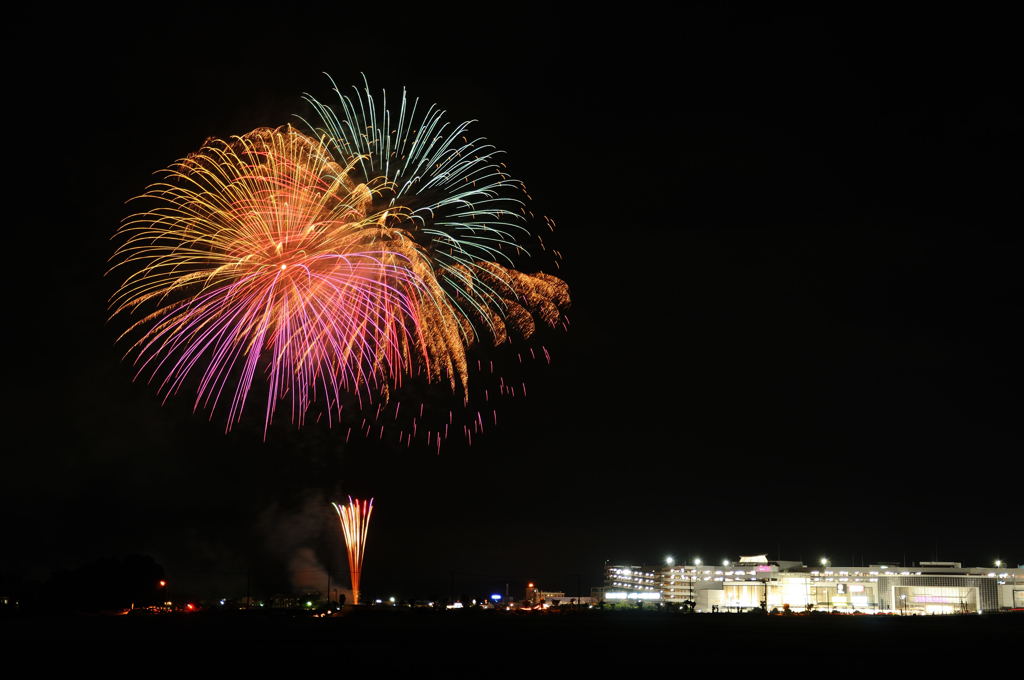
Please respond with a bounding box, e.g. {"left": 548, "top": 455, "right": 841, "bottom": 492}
{"left": 299, "top": 75, "right": 563, "bottom": 348}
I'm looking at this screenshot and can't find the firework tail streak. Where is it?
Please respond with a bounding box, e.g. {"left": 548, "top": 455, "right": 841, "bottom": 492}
{"left": 332, "top": 497, "right": 373, "bottom": 606}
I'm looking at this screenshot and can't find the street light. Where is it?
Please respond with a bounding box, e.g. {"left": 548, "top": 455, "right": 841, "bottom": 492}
{"left": 665, "top": 556, "right": 674, "bottom": 566}
{"left": 995, "top": 560, "right": 1002, "bottom": 568}
{"left": 722, "top": 560, "right": 730, "bottom": 567}
{"left": 899, "top": 593, "right": 907, "bottom": 615}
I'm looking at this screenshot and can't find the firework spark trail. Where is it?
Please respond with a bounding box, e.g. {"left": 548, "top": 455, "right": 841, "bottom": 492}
{"left": 109, "top": 79, "right": 570, "bottom": 440}
{"left": 332, "top": 497, "right": 373, "bottom": 605}
{"left": 301, "top": 75, "right": 568, "bottom": 350}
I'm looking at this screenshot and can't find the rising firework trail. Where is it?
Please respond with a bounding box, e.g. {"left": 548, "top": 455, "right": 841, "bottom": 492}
{"left": 108, "top": 77, "right": 569, "bottom": 443}
{"left": 332, "top": 497, "right": 373, "bottom": 605}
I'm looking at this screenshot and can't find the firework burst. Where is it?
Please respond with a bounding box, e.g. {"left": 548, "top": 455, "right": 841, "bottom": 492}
{"left": 301, "top": 76, "right": 568, "bottom": 347}
{"left": 109, "top": 78, "right": 569, "bottom": 440}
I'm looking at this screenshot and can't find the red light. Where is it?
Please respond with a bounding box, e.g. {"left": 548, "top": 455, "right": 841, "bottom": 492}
{"left": 158, "top": 580, "right": 167, "bottom": 588}
{"left": 185, "top": 603, "right": 195, "bottom": 611}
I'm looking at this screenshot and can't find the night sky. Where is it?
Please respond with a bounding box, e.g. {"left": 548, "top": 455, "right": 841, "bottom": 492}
{"left": 6, "top": 7, "right": 1019, "bottom": 602}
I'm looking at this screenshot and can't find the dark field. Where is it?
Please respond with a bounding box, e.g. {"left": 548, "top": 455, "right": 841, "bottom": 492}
{"left": 5, "top": 610, "right": 1021, "bottom": 665}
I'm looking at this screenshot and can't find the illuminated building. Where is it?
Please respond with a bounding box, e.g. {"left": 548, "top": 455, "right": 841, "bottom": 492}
{"left": 603, "top": 565, "right": 663, "bottom": 602}
{"left": 544, "top": 595, "right": 598, "bottom": 606}
{"left": 603, "top": 555, "right": 1024, "bottom": 613}
{"left": 523, "top": 582, "right": 595, "bottom": 608}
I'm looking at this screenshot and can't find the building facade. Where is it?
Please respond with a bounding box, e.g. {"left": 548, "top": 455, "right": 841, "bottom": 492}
{"left": 604, "top": 555, "right": 1024, "bottom": 614}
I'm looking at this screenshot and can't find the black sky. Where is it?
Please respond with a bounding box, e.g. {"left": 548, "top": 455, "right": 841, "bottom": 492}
{"left": 5, "top": 7, "right": 1020, "bottom": 601}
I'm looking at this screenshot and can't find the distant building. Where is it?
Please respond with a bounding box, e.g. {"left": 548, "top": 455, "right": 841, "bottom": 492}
{"left": 270, "top": 592, "right": 322, "bottom": 609}
{"left": 604, "top": 555, "right": 1024, "bottom": 613}
{"left": 538, "top": 590, "right": 565, "bottom": 600}
{"left": 603, "top": 564, "right": 663, "bottom": 602}
{"left": 545, "top": 596, "right": 597, "bottom": 607}
{"left": 522, "top": 583, "right": 593, "bottom": 607}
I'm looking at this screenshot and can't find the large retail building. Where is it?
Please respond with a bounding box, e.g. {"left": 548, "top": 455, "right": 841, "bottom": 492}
{"left": 603, "top": 555, "right": 1024, "bottom": 614}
